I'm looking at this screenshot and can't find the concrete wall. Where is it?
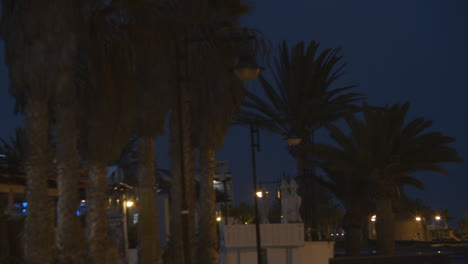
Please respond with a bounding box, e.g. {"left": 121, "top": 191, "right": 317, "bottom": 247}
{"left": 394, "top": 220, "right": 431, "bottom": 241}
{"left": 224, "top": 241, "right": 334, "bottom": 264}
{"left": 330, "top": 253, "right": 451, "bottom": 264}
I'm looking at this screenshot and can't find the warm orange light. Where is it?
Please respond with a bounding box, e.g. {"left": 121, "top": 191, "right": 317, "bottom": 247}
{"left": 256, "top": 191, "right": 263, "bottom": 198}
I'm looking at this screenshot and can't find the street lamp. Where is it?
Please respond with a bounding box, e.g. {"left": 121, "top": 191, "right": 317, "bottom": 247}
{"left": 415, "top": 216, "right": 422, "bottom": 222}
{"left": 233, "top": 57, "right": 262, "bottom": 81}
{"left": 126, "top": 200, "right": 134, "bottom": 208}
{"left": 435, "top": 215, "right": 441, "bottom": 221}
{"left": 249, "top": 122, "right": 263, "bottom": 264}
{"left": 256, "top": 191, "right": 263, "bottom": 199}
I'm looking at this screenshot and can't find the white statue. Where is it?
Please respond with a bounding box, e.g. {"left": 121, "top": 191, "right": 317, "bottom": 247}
{"left": 280, "top": 179, "right": 302, "bottom": 223}
{"left": 288, "top": 180, "right": 302, "bottom": 222}
{"left": 280, "top": 179, "right": 290, "bottom": 223}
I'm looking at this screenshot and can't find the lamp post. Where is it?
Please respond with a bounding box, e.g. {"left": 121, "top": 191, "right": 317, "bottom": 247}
{"left": 249, "top": 122, "right": 263, "bottom": 264}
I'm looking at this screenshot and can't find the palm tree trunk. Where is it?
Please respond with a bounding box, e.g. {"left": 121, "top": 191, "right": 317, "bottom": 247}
{"left": 169, "top": 105, "right": 196, "bottom": 264}
{"left": 169, "top": 116, "right": 184, "bottom": 264}
{"left": 137, "top": 136, "right": 162, "bottom": 264}
{"left": 23, "top": 98, "right": 54, "bottom": 264}
{"left": 87, "top": 161, "right": 109, "bottom": 264}
{"left": 56, "top": 104, "right": 84, "bottom": 264}
{"left": 376, "top": 198, "right": 395, "bottom": 255}
{"left": 198, "top": 147, "right": 218, "bottom": 264}
{"left": 343, "top": 208, "right": 362, "bottom": 256}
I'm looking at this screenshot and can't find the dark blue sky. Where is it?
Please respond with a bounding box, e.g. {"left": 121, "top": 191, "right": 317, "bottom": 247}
{"left": 217, "top": 0, "right": 468, "bottom": 221}
{"left": 1, "top": 1, "right": 467, "bottom": 222}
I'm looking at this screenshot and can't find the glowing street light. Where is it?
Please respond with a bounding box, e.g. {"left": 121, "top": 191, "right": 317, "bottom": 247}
{"left": 371, "top": 215, "right": 376, "bottom": 222}
{"left": 415, "top": 216, "right": 422, "bottom": 222}
{"left": 435, "top": 215, "right": 441, "bottom": 221}
{"left": 126, "top": 201, "right": 134, "bottom": 208}
{"left": 256, "top": 191, "right": 263, "bottom": 198}
{"left": 216, "top": 216, "right": 222, "bottom": 222}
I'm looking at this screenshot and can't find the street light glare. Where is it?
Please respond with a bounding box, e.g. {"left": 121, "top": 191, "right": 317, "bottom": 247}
{"left": 126, "top": 201, "right": 134, "bottom": 208}
{"left": 415, "top": 216, "right": 422, "bottom": 221}
{"left": 216, "top": 216, "right": 222, "bottom": 222}
{"left": 256, "top": 191, "right": 263, "bottom": 198}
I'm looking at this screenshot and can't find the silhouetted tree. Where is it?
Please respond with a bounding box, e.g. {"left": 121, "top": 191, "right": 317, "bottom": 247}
{"left": 307, "top": 103, "right": 463, "bottom": 255}
{"left": 238, "top": 40, "right": 362, "bottom": 236}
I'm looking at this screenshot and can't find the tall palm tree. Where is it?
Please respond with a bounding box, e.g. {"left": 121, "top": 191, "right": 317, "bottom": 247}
{"left": 308, "top": 103, "right": 463, "bottom": 255}
{"left": 77, "top": 6, "right": 135, "bottom": 262}
{"left": 124, "top": 3, "right": 177, "bottom": 263}
{"left": 315, "top": 169, "right": 372, "bottom": 256}
{"left": 191, "top": 42, "right": 245, "bottom": 264}
{"left": 164, "top": 1, "right": 253, "bottom": 263}
{"left": 237, "top": 40, "right": 362, "bottom": 233}
{"left": 1, "top": 1, "right": 71, "bottom": 262}
{"left": 45, "top": 2, "right": 86, "bottom": 263}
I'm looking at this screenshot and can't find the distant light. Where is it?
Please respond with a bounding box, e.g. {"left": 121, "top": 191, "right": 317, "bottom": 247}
{"left": 371, "top": 218, "right": 376, "bottom": 222}
{"left": 336, "top": 233, "right": 339, "bottom": 236}
{"left": 331, "top": 234, "right": 334, "bottom": 236}
{"left": 256, "top": 191, "right": 263, "bottom": 198}
{"left": 216, "top": 216, "right": 222, "bottom": 222}
{"left": 244, "top": 222, "right": 248, "bottom": 224}
{"left": 415, "top": 217, "right": 422, "bottom": 222}
{"left": 76, "top": 210, "right": 80, "bottom": 216}
{"left": 126, "top": 201, "right": 134, "bottom": 208}
{"left": 81, "top": 200, "right": 86, "bottom": 203}
{"left": 437, "top": 251, "right": 441, "bottom": 254}
{"left": 0, "top": 154, "right": 6, "bottom": 158}
{"left": 371, "top": 215, "right": 376, "bottom": 222}
{"left": 435, "top": 216, "right": 441, "bottom": 221}
{"left": 21, "top": 209, "right": 27, "bottom": 214}
{"left": 22, "top": 202, "right": 28, "bottom": 208}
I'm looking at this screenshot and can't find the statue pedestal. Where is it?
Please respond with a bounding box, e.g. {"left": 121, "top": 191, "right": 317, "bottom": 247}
{"left": 223, "top": 223, "right": 334, "bottom": 264}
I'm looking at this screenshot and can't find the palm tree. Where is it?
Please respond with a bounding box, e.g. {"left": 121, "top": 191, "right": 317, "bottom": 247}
{"left": 46, "top": 2, "right": 86, "bottom": 263}
{"left": 163, "top": 2, "right": 254, "bottom": 263}
{"left": 237, "top": 40, "right": 362, "bottom": 234}
{"left": 315, "top": 169, "right": 372, "bottom": 256}
{"left": 1, "top": 1, "right": 70, "bottom": 262}
{"left": 77, "top": 7, "right": 135, "bottom": 262}
{"left": 124, "top": 4, "right": 177, "bottom": 263}
{"left": 308, "top": 102, "right": 463, "bottom": 255}
{"left": 191, "top": 44, "right": 245, "bottom": 264}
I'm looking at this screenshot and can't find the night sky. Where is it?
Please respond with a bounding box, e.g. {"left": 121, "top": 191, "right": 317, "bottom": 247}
{"left": 1, "top": 1, "right": 467, "bottom": 223}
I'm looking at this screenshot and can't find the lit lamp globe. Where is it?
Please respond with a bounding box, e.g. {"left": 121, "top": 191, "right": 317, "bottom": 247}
{"left": 256, "top": 191, "right": 263, "bottom": 198}
{"left": 287, "top": 137, "right": 302, "bottom": 146}
{"left": 234, "top": 56, "right": 262, "bottom": 81}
